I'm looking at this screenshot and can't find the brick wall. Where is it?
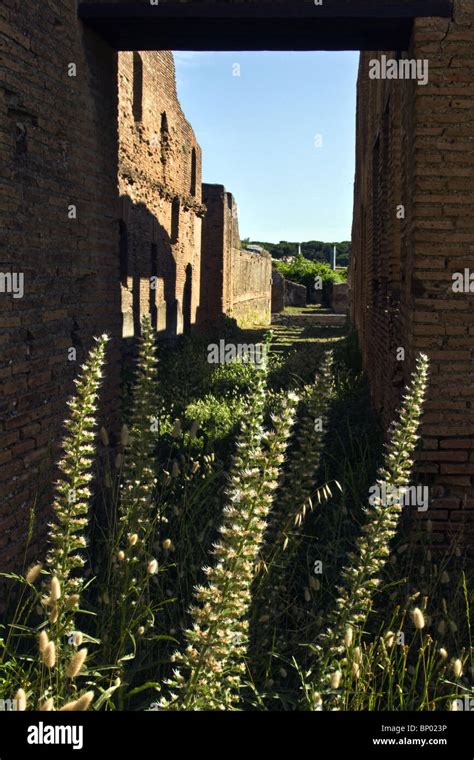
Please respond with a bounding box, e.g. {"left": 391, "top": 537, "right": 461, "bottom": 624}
{"left": 350, "top": 0, "right": 474, "bottom": 543}
{"left": 200, "top": 184, "right": 272, "bottom": 329}
{"left": 0, "top": 19, "right": 204, "bottom": 570}
{"left": 4, "top": 0, "right": 472, "bottom": 571}
{"left": 0, "top": 3, "right": 271, "bottom": 573}
{"left": 1, "top": 0, "right": 121, "bottom": 569}
{"left": 118, "top": 51, "right": 204, "bottom": 339}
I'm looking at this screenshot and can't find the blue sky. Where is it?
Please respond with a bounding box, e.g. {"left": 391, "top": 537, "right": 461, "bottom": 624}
{"left": 174, "top": 51, "right": 359, "bottom": 244}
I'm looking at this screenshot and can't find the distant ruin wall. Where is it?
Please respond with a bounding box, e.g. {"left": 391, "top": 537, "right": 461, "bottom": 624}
{"left": 350, "top": 0, "right": 474, "bottom": 541}
{"left": 200, "top": 184, "right": 271, "bottom": 329}
{"left": 230, "top": 248, "right": 272, "bottom": 326}
{"left": 284, "top": 279, "right": 307, "bottom": 308}
{"left": 271, "top": 270, "right": 285, "bottom": 313}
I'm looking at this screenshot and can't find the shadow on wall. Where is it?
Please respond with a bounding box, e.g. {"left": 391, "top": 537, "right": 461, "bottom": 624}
{"left": 119, "top": 195, "right": 181, "bottom": 342}
{"left": 183, "top": 263, "right": 192, "bottom": 335}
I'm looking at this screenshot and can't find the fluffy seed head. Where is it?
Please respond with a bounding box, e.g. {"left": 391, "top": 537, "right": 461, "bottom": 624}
{"left": 38, "top": 630, "right": 49, "bottom": 654}
{"left": 66, "top": 648, "right": 88, "bottom": 678}
{"left": 15, "top": 689, "right": 26, "bottom": 711}
{"left": 50, "top": 576, "right": 61, "bottom": 601}
{"left": 439, "top": 647, "right": 448, "bottom": 661}
{"left": 384, "top": 631, "right": 396, "bottom": 648}
{"left": 313, "top": 692, "right": 323, "bottom": 710}
{"left": 129, "top": 534, "right": 138, "bottom": 546}
{"left": 453, "top": 658, "right": 463, "bottom": 678}
{"left": 49, "top": 606, "right": 58, "bottom": 624}
{"left": 331, "top": 670, "right": 342, "bottom": 689}
{"left": 162, "top": 539, "right": 172, "bottom": 551}
{"left": 59, "top": 691, "right": 94, "bottom": 712}
{"left": 344, "top": 627, "right": 353, "bottom": 648}
{"left": 26, "top": 563, "right": 42, "bottom": 584}
{"left": 147, "top": 559, "right": 158, "bottom": 575}
{"left": 65, "top": 594, "right": 80, "bottom": 610}
{"left": 411, "top": 607, "right": 425, "bottom": 630}
{"left": 42, "top": 641, "right": 56, "bottom": 669}
{"left": 100, "top": 427, "right": 109, "bottom": 446}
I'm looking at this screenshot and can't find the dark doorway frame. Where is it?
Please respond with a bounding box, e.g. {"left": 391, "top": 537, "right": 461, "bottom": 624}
{"left": 79, "top": 1, "right": 453, "bottom": 52}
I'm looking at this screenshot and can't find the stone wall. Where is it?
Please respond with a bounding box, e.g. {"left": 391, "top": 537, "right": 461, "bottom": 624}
{"left": 200, "top": 184, "right": 272, "bottom": 329}
{"left": 285, "top": 279, "right": 307, "bottom": 308}
{"left": 271, "top": 270, "right": 285, "bottom": 313}
{"left": 350, "top": 0, "right": 474, "bottom": 542}
{"left": 231, "top": 248, "right": 272, "bottom": 326}
{"left": 331, "top": 283, "right": 350, "bottom": 314}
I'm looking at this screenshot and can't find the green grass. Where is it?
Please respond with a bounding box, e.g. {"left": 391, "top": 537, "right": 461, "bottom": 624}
{"left": 0, "top": 316, "right": 471, "bottom": 712}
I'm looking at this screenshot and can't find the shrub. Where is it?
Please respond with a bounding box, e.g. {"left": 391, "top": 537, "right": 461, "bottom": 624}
{"left": 274, "top": 257, "right": 346, "bottom": 293}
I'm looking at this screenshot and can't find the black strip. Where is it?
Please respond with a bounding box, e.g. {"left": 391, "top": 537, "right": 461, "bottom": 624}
{"left": 78, "top": 1, "right": 453, "bottom": 21}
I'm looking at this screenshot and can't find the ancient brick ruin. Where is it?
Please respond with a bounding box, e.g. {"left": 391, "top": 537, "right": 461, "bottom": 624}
{"left": 0, "top": 10, "right": 270, "bottom": 568}
{"left": 351, "top": 0, "right": 474, "bottom": 541}
{"left": 200, "top": 184, "right": 272, "bottom": 329}
{"left": 1, "top": 0, "right": 473, "bottom": 569}
{"left": 118, "top": 51, "right": 205, "bottom": 339}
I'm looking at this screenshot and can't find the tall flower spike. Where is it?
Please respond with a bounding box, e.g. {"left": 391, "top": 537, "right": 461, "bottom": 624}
{"left": 255, "top": 351, "right": 334, "bottom": 619}
{"left": 119, "top": 315, "right": 160, "bottom": 540}
{"left": 45, "top": 334, "right": 108, "bottom": 604}
{"left": 100, "top": 316, "right": 163, "bottom": 669}
{"left": 43, "top": 335, "right": 108, "bottom": 652}
{"left": 266, "top": 351, "right": 334, "bottom": 547}
{"left": 311, "top": 353, "right": 429, "bottom": 708}
{"left": 156, "top": 372, "right": 299, "bottom": 710}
